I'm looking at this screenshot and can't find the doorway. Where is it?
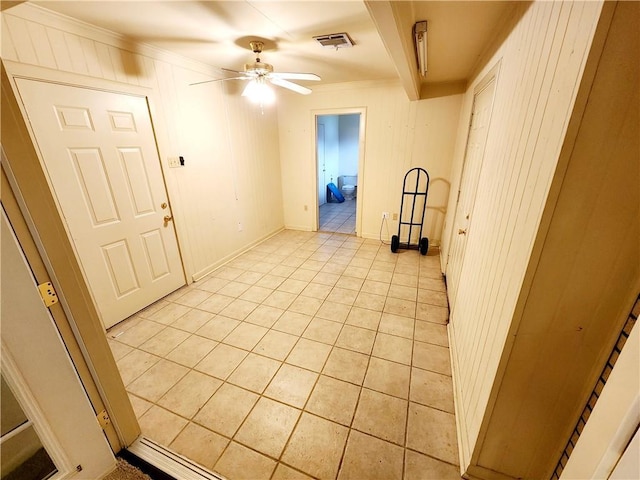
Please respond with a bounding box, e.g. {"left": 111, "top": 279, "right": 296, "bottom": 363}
{"left": 314, "top": 110, "right": 365, "bottom": 235}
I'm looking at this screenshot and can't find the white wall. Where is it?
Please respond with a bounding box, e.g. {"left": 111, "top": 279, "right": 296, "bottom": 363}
{"left": 317, "top": 115, "right": 340, "bottom": 188}
{"left": 278, "top": 80, "right": 462, "bottom": 242}
{"left": 440, "top": 1, "right": 610, "bottom": 477}
{"left": 338, "top": 114, "right": 360, "bottom": 176}
{"left": 1, "top": 3, "right": 284, "bottom": 283}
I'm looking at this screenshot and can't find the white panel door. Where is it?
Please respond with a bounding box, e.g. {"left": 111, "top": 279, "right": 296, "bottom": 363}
{"left": 16, "top": 79, "right": 185, "bottom": 329}
{"left": 446, "top": 76, "right": 497, "bottom": 307}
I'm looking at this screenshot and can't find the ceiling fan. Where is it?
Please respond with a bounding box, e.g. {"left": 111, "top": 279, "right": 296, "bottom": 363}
{"left": 191, "top": 41, "right": 321, "bottom": 100}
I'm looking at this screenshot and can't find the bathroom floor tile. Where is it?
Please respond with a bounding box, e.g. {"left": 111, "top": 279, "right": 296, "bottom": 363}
{"left": 286, "top": 338, "right": 332, "bottom": 372}
{"left": 322, "top": 347, "right": 369, "bottom": 385}
{"left": 158, "top": 370, "right": 222, "bottom": 418}
{"left": 244, "top": 304, "right": 284, "bottom": 328}
{"left": 196, "top": 316, "right": 241, "bottom": 341}
{"left": 127, "top": 359, "right": 189, "bottom": 403}
{"left": 352, "top": 388, "right": 407, "bottom": 445}
{"left": 410, "top": 367, "right": 454, "bottom": 413}
{"left": 378, "top": 313, "right": 415, "bottom": 339}
{"left": 273, "top": 311, "right": 313, "bottom": 336}
{"left": 139, "top": 327, "right": 190, "bottom": 357}
{"left": 305, "top": 375, "right": 361, "bottom": 426}
{"left": 315, "top": 301, "right": 351, "bottom": 323}
{"left": 404, "top": 449, "right": 461, "bottom": 479}
{"left": 171, "top": 309, "right": 214, "bottom": 333}
{"left": 227, "top": 353, "right": 281, "bottom": 393}
{"left": 414, "top": 320, "right": 449, "bottom": 347}
{"left": 302, "top": 318, "right": 342, "bottom": 344}
{"left": 372, "top": 333, "right": 413, "bottom": 365}
{"left": 214, "top": 442, "right": 276, "bottom": 480}
{"left": 413, "top": 341, "right": 452, "bottom": 375}
{"left": 335, "top": 325, "right": 376, "bottom": 354}
{"left": 166, "top": 335, "right": 217, "bottom": 368}
{"left": 253, "top": 330, "right": 299, "bottom": 361}
{"left": 407, "top": 402, "right": 458, "bottom": 465}
{"left": 264, "top": 364, "right": 318, "bottom": 408}
{"left": 363, "top": 357, "right": 411, "bottom": 399}
{"left": 138, "top": 405, "right": 187, "bottom": 446}
{"left": 345, "top": 307, "right": 382, "bottom": 330}
{"left": 195, "top": 343, "right": 248, "bottom": 380}
{"left": 222, "top": 322, "right": 268, "bottom": 350}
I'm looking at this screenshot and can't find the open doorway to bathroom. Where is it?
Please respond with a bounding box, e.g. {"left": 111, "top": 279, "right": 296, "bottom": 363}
{"left": 315, "top": 109, "right": 365, "bottom": 235}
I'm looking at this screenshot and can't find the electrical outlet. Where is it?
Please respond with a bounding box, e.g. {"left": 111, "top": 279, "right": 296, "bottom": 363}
{"left": 168, "top": 157, "right": 180, "bottom": 168}
{"left": 382, "top": 212, "right": 389, "bottom": 219}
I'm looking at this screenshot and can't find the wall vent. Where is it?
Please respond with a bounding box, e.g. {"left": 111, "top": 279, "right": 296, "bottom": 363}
{"left": 313, "top": 33, "right": 354, "bottom": 49}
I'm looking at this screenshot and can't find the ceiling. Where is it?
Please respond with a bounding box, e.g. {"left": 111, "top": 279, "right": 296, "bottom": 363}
{"left": 28, "top": 1, "right": 513, "bottom": 100}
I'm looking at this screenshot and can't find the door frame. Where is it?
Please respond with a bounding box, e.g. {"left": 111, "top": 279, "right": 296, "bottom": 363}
{"left": 311, "top": 107, "right": 367, "bottom": 235}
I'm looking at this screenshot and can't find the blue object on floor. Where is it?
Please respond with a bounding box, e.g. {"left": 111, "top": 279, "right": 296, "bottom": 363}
{"left": 327, "top": 182, "right": 345, "bottom": 203}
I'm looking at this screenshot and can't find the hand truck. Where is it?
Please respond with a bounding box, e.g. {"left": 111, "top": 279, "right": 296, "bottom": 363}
{"left": 391, "top": 167, "right": 430, "bottom": 255}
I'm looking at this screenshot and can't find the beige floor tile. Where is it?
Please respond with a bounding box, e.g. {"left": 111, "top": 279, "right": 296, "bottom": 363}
{"left": 366, "top": 269, "right": 393, "bottom": 283}
{"left": 281, "top": 413, "right": 349, "bottom": 480}
{"left": 414, "top": 320, "right": 449, "bottom": 347}
{"left": 350, "top": 257, "right": 373, "bottom": 269}
{"left": 326, "top": 287, "right": 358, "bottom": 305}
{"left": 300, "top": 259, "right": 326, "bottom": 272}
{"left": 302, "top": 318, "right": 342, "bottom": 344}
{"left": 127, "top": 359, "right": 189, "bottom": 402}
{"left": 300, "top": 283, "right": 333, "bottom": 300}
{"left": 383, "top": 297, "right": 416, "bottom": 318}
{"left": 197, "top": 276, "right": 228, "bottom": 293}
{"left": 236, "top": 271, "right": 265, "bottom": 285}
{"left": 195, "top": 343, "right": 248, "bottom": 380}
{"left": 321, "top": 263, "right": 346, "bottom": 275}
{"left": 139, "top": 405, "right": 187, "bottom": 446}
{"left": 418, "top": 276, "right": 447, "bottom": 292}
{"left": 379, "top": 313, "right": 415, "bottom": 339}
{"left": 256, "top": 274, "right": 286, "bottom": 289}
{"left": 171, "top": 309, "right": 214, "bottom": 333}
{"left": 407, "top": 402, "right": 458, "bottom": 465}
{"left": 214, "top": 442, "right": 276, "bottom": 480}
{"left": 148, "top": 303, "right": 192, "bottom": 325}
{"left": 244, "top": 304, "right": 284, "bottom": 328}
{"left": 214, "top": 266, "right": 244, "bottom": 280}
{"left": 273, "top": 311, "right": 313, "bottom": 336}
{"left": 335, "top": 325, "right": 376, "bottom": 354}
{"left": 342, "top": 265, "right": 369, "bottom": 279}
{"left": 128, "top": 393, "right": 153, "bottom": 418}
{"left": 272, "top": 464, "right": 314, "bottom": 480}
{"left": 240, "top": 285, "right": 274, "bottom": 304}
{"left": 372, "top": 333, "right": 413, "bottom": 365}
{"left": 364, "top": 357, "right": 411, "bottom": 399}
{"left": 219, "top": 298, "right": 259, "bottom": 320}
{"left": 263, "top": 290, "right": 297, "bottom": 309}
{"left": 392, "top": 273, "right": 418, "bottom": 288}
{"left": 194, "top": 383, "right": 259, "bottom": 437}
{"left": 173, "top": 289, "right": 212, "bottom": 307}
{"left": 197, "top": 294, "right": 235, "bottom": 314}
{"left": 315, "top": 302, "right": 351, "bottom": 323}
{"left": 418, "top": 289, "right": 448, "bottom": 307}
{"left": 289, "top": 296, "right": 323, "bottom": 316}
{"left": 234, "top": 397, "right": 301, "bottom": 458}
{"left": 410, "top": 368, "right": 454, "bottom": 413}
{"left": 227, "top": 353, "right": 281, "bottom": 393}
{"left": 393, "top": 264, "right": 418, "bottom": 276}
{"left": 416, "top": 303, "right": 449, "bottom": 324}
{"left": 264, "top": 364, "right": 318, "bottom": 408}
{"left": 292, "top": 268, "right": 321, "bottom": 282}
{"left": 136, "top": 300, "right": 169, "bottom": 319}
{"left": 109, "top": 340, "right": 133, "bottom": 361}
{"left": 217, "top": 281, "right": 251, "bottom": 298}
{"left": 338, "top": 430, "right": 403, "bottom": 480}
{"left": 305, "top": 375, "right": 360, "bottom": 426}
{"left": 404, "top": 449, "right": 461, "bottom": 479}
{"left": 322, "top": 347, "right": 369, "bottom": 385}
{"left": 253, "top": 330, "right": 298, "bottom": 361}
{"left": 169, "top": 422, "right": 228, "bottom": 471}
{"left": 166, "top": 335, "right": 217, "bottom": 367}
{"left": 222, "top": 322, "right": 268, "bottom": 350}
{"left": 158, "top": 370, "right": 222, "bottom": 418}
{"left": 271, "top": 265, "right": 297, "bottom": 278}
{"left": 115, "top": 319, "right": 165, "bottom": 347}
{"left": 413, "top": 341, "right": 451, "bottom": 375}
{"left": 361, "top": 279, "right": 390, "bottom": 296}
{"left": 335, "top": 276, "right": 365, "bottom": 291}
{"left": 196, "top": 316, "right": 241, "bottom": 341}
{"left": 139, "top": 327, "right": 190, "bottom": 357}
{"left": 346, "top": 307, "right": 382, "bottom": 330}
{"left": 312, "top": 272, "right": 340, "bottom": 286}
{"left": 286, "top": 338, "right": 332, "bottom": 372}
{"left": 117, "top": 349, "right": 161, "bottom": 385}
{"left": 278, "top": 278, "right": 309, "bottom": 295}
{"left": 388, "top": 284, "right": 418, "bottom": 302}
{"left": 353, "top": 292, "right": 386, "bottom": 312}
{"left": 352, "top": 388, "right": 407, "bottom": 445}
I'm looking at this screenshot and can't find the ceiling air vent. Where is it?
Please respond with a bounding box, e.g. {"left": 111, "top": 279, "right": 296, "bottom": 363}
{"left": 313, "top": 33, "right": 354, "bottom": 49}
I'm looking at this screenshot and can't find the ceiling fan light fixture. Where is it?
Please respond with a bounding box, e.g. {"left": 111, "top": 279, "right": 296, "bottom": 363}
{"left": 313, "top": 33, "right": 354, "bottom": 49}
{"left": 242, "top": 78, "right": 275, "bottom": 106}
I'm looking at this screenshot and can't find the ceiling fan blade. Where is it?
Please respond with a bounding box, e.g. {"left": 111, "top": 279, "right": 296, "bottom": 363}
{"left": 269, "top": 72, "right": 321, "bottom": 81}
{"left": 269, "top": 77, "right": 312, "bottom": 95}
{"left": 189, "top": 76, "right": 250, "bottom": 86}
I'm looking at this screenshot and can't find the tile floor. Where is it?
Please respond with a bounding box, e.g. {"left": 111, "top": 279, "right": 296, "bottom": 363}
{"left": 108, "top": 230, "right": 460, "bottom": 480}
{"left": 319, "top": 200, "right": 356, "bottom": 234}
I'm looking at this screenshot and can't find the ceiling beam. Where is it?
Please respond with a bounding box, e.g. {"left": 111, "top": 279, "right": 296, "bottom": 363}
{"left": 364, "top": 1, "right": 420, "bottom": 101}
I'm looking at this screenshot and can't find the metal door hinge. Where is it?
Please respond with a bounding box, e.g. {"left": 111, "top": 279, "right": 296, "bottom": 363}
{"left": 96, "top": 410, "right": 111, "bottom": 430}
{"left": 38, "top": 282, "right": 59, "bottom": 307}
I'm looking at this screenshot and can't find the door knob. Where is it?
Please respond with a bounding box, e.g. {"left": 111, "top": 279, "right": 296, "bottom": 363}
{"left": 163, "top": 215, "right": 173, "bottom": 226}
{"left": 458, "top": 228, "right": 467, "bottom": 235}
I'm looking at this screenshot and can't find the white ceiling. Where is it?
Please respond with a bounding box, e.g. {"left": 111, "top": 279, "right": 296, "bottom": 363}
{"left": 28, "top": 1, "right": 513, "bottom": 98}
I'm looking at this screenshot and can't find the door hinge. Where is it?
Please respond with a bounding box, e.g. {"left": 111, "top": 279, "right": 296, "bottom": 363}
{"left": 38, "top": 282, "right": 59, "bottom": 307}
{"left": 96, "top": 410, "right": 111, "bottom": 430}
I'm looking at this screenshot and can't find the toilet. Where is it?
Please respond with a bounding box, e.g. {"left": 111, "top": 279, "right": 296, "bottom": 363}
{"left": 338, "top": 175, "right": 357, "bottom": 200}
